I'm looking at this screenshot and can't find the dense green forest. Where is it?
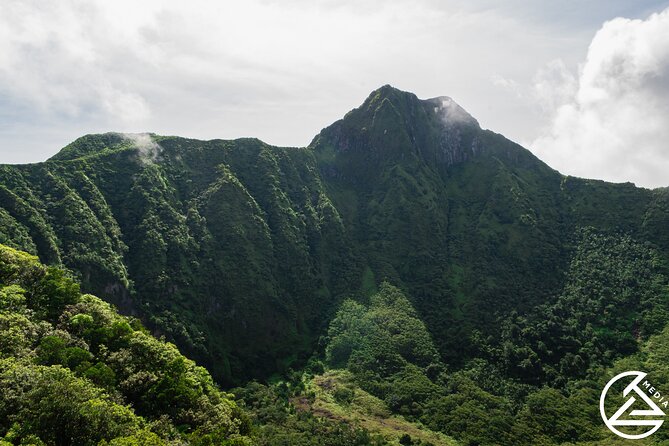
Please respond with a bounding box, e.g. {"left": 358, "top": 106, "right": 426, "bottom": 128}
{"left": 0, "top": 244, "right": 252, "bottom": 445}
{"left": 2, "top": 86, "right": 669, "bottom": 444}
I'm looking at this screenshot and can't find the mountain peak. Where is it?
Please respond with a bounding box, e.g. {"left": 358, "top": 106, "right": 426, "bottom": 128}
{"left": 311, "top": 86, "right": 482, "bottom": 170}
{"left": 363, "top": 84, "right": 416, "bottom": 105}
{"left": 360, "top": 85, "right": 479, "bottom": 129}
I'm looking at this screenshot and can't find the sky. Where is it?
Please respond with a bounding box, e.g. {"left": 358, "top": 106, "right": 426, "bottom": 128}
{"left": 1, "top": 0, "right": 669, "bottom": 188}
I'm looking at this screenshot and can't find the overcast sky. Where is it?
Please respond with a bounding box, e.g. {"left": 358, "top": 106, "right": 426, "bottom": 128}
{"left": 1, "top": 1, "right": 669, "bottom": 187}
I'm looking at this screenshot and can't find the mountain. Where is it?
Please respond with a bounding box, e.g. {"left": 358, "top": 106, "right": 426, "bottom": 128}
{"left": 313, "top": 86, "right": 669, "bottom": 371}
{"left": 0, "top": 84, "right": 668, "bottom": 394}
{"left": 0, "top": 133, "right": 358, "bottom": 385}
{"left": 0, "top": 86, "right": 669, "bottom": 444}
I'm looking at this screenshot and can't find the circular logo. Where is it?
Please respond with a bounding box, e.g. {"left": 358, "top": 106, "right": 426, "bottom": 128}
{"left": 600, "top": 371, "right": 665, "bottom": 439}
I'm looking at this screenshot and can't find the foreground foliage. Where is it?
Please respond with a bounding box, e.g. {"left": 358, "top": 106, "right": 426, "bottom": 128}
{"left": 0, "top": 244, "right": 251, "bottom": 445}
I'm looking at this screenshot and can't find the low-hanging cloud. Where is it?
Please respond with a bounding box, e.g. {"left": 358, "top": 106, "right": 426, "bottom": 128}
{"left": 530, "top": 8, "right": 669, "bottom": 189}
{"left": 121, "top": 133, "right": 161, "bottom": 164}
{"left": 437, "top": 97, "right": 479, "bottom": 126}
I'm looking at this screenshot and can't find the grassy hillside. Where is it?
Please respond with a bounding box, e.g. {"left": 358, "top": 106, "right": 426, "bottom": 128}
{"left": 296, "top": 370, "right": 459, "bottom": 446}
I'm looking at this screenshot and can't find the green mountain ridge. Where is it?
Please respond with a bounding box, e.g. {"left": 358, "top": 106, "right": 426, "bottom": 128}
{"left": 0, "top": 86, "right": 669, "bottom": 445}
{"left": 0, "top": 131, "right": 357, "bottom": 385}
{"left": 0, "top": 84, "right": 668, "bottom": 392}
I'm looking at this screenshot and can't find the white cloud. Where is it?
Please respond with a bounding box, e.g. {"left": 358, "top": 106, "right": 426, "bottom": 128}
{"left": 1, "top": 0, "right": 667, "bottom": 172}
{"left": 532, "top": 60, "right": 577, "bottom": 113}
{"left": 0, "top": 0, "right": 593, "bottom": 162}
{"left": 122, "top": 133, "right": 161, "bottom": 164}
{"left": 0, "top": 2, "right": 151, "bottom": 122}
{"left": 530, "top": 8, "right": 669, "bottom": 188}
{"left": 491, "top": 74, "right": 524, "bottom": 98}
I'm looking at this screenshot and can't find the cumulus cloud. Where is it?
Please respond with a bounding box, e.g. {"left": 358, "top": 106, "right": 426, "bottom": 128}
{"left": 530, "top": 8, "right": 669, "bottom": 189}
{"left": 532, "top": 60, "right": 577, "bottom": 113}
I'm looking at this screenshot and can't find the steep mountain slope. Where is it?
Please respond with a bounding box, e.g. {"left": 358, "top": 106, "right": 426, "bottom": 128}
{"left": 0, "top": 85, "right": 668, "bottom": 390}
{"left": 312, "top": 85, "right": 669, "bottom": 367}
{"left": 0, "top": 136, "right": 358, "bottom": 385}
